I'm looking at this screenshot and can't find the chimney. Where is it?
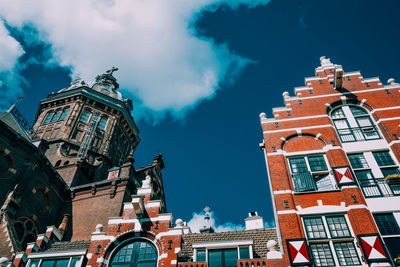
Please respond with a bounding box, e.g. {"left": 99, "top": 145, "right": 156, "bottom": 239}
{"left": 245, "top": 211, "right": 264, "bottom": 230}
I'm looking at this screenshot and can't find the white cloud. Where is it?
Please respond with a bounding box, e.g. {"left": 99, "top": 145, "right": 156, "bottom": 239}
{"left": 187, "top": 210, "right": 245, "bottom": 233}
{"left": 0, "top": 21, "right": 24, "bottom": 108}
{"left": 0, "top": 0, "right": 269, "bottom": 118}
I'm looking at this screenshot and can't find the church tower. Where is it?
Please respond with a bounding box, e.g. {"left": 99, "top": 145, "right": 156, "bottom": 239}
{"left": 31, "top": 68, "right": 140, "bottom": 186}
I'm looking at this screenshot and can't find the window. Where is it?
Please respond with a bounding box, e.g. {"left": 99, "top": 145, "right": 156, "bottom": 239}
{"left": 80, "top": 110, "right": 91, "bottom": 123}
{"left": 43, "top": 111, "right": 54, "bottom": 125}
{"left": 330, "top": 105, "right": 380, "bottom": 143}
{"left": 208, "top": 249, "right": 237, "bottom": 267}
{"left": 28, "top": 257, "right": 82, "bottom": 267}
{"left": 59, "top": 108, "right": 69, "bottom": 121}
{"left": 110, "top": 240, "right": 157, "bottom": 267}
{"left": 288, "top": 154, "right": 335, "bottom": 192}
{"left": 348, "top": 151, "right": 400, "bottom": 198}
{"left": 303, "top": 215, "right": 360, "bottom": 266}
{"left": 51, "top": 110, "right": 62, "bottom": 122}
{"left": 98, "top": 116, "right": 108, "bottom": 131}
{"left": 373, "top": 213, "right": 400, "bottom": 236}
{"left": 194, "top": 242, "right": 252, "bottom": 264}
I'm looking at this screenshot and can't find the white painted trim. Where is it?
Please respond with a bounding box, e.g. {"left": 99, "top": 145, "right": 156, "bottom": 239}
{"left": 192, "top": 239, "right": 253, "bottom": 249}
{"left": 155, "top": 229, "right": 182, "bottom": 240}
{"left": 261, "top": 114, "right": 329, "bottom": 124}
{"left": 91, "top": 235, "right": 116, "bottom": 241}
{"left": 343, "top": 71, "right": 361, "bottom": 77}
{"left": 263, "top": 124, "right": 333, "bottom": 134}
{"left": 362, "top": 77, "right": 380, "bottom": 83}
{"left": 371, "top": 106, "right": 400, "bottom": 114}
{"left": 28, "top": 250, "right": 87, "bottom": 259}
{"left": 285, "top": 86, "right": 396, "bottom": 102}
{"left": 145, "top": 201, "right": 161, "bottom": 208}
{"left": 277, "top": 210, "right": 297, "bottom": 215}
{"left": 376, "top": 116, "right": 400, "bottom": 124}
{"left": 273, "top": 190, "right": 293, "bottom": 195}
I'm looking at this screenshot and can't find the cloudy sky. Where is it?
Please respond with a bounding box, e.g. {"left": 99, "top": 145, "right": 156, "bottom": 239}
{"left": 1, "top": 0, "right": 400, "bottom": 231}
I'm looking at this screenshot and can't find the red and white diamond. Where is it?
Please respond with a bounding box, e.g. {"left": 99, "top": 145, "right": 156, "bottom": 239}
{"left": 334, "top": 167, "right": 353, "bottom": 184}
{"left": 288, "top": 240, "right": 310, "bottom": 264}
{"left": 360, "top": 236, "right": 387, "bottom": 260}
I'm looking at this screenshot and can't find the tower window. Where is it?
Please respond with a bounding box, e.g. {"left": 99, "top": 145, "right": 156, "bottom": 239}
{"left": 80, "top": 110, "right": 92, "bottom": 123}
{"left": 98, "top": 116, "right": 108, "bottom": 131}
{"left": 59, "top": 107, "right": 69, "bottom": 121}
{"left": 42, "top": 111, "right": 54, "bottom": 125}
{"left": 51, "top": 110, "right": 62, "bottom": 122}
{"left": 373, "top": 213, "right": 400, "bottom": 236}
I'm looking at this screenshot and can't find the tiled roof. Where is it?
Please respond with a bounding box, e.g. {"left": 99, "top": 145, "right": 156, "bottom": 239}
{"left": 46, "top": 240, "right": 91, "bottom": 252}
{"left": 180, "top": 228, "right": 278, "bottom": 261}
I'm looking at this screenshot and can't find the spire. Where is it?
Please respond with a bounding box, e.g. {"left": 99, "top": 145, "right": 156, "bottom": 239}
{"left": 199, "top": 206, "right": 214, "bottom": 233}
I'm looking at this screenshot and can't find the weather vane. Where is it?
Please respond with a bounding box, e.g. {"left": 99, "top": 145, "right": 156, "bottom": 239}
{"left": 106, "top": 67, "right": 119, "bottom": 75}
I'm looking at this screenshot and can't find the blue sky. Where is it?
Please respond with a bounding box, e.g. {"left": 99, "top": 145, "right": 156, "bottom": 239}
{"left": 1, "top": 0, "right": 400, "bottom": 231}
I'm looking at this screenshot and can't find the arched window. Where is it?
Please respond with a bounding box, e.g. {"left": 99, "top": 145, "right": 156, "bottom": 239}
{"left": 80, "top": 109, "right": 92, "bottom": 123}
{"left": 98, "top": 116, "right": 108, "bottom": 131}
{"left": 42, "top": 111, "right": 54, "bottom": 125}
{"left": 55, "top": 160, "right": 61, "bottom": 167}
{"left": 59, "top": 107, "right": 70, "bottom": 121}
{"left": 330, "top": 105, "right": 380, "bottom": 143}
{"left": 110, "top": 240, "right": 157, "bottom": 267}
{"left": 51, "top": 110, "right": 62, "bottom": 122}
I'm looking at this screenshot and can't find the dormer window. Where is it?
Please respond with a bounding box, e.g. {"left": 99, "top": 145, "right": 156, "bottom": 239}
{"left": 330, "top": 105, "right": 380, "bottom": 143}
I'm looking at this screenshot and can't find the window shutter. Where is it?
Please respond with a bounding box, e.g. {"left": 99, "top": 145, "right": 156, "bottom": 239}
{"left": 292, "top": 172, "right": 316, "bottom": 192}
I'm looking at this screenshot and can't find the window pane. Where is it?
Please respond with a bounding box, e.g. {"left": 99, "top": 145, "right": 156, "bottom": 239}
{"left": 208, "top": 250, "right": 222, "bottom": 267}
{"left": 350, "top": 106, "right": 368, "bottom": 116}
{"left": 43, "top": 112, "right": 54, "bottom": 125}
{"left": 310, "top": 243, "right": 335, "bottom": 267}
{"left": 381, "top": 167, "right": 400, "bottom": 177}
{"left": 303, "top": 217, "right": 327, "bottom": 239}
{"left": 331, "top": 108, "right": 345, "bottom": 119}
{"left": 326, "top": 216, "right": 350, "bottom": 238}
{"left": 314, "top": 174, "right": 334, "bottom": 191}
{"left": 348, "top": 154, "right": 369, "bottom": 169}
{"left": 51, "top": 110, "right": 62, "bottom": 122}
{"left": 292, "top": 172, "right": 316, "bottom": 192}
{"left": 59, "top": 108, "right": 69, "bottom": 121}
{"left": 80, "top": 110, "right": 91, "bottom": 123}
{"left": 30, "top": 260, "right": 40, "bottom": 267}
{"left": 356, "top": 117, "right": 372, "bottom": 127}
{"left": 70, "top": 258, "right": 80, "bottom": 267}
{"left": 98, "top": 117, "right": 108, "bottom": 130}
{"left": 373, "top": 151, "right": 396, "bottom": 167}
{"left": 55, "top": 259, "right": 70, "bottom": 267}
{"left": 334, "top": 119, "right": 348, "bottom": 129}
{"left": 334, "top": 242, "right": 360, "bottom": 266}
{"left": 239, "top": 247, "right": 250, "bottom": 259}
{"left": 374, "top": 213, "right": 400, "bottom": 235}
{"left": 196, "top": 249, "right": 206, "bottom": 262}
{"left": 289, "top": 157, "right": 308, "bottom": 173}
{"left": 223, "top": 249, "right": 238, "bottom": 267}
{"left": 308, "top": 155, "right": 327, "bottom": 172}
{"left": 41, "top": 260, "right": 56, "bottom": 267}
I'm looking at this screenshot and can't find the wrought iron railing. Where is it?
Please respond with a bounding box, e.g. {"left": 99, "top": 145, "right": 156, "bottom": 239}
{"left": 359, "top": 178, "right": 400, "bottom": 198}
{"left": 337, "top": 126, "right": 380, "bottom": 143}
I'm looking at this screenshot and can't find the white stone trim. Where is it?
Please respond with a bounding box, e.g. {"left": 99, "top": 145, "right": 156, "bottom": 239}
{"left": 192, "top": 239, "right": 253, "bottom": 249}
{"left": 343, "top": 71, "right": 361, "bottom": 77}
{"left": 262, "top": 114, "right": 329, "bottom": 124}
{"left": 145, "top": 201, "right": 161, "bottom": 208}
{"left": 263, "top": 124, "right": 333, "bottom": 134}
{"left": 28, "top": 250, "right": 87, "bottom": 258}
{"left": 371, "top": 106, "right": 400, "bottom": 114}
{"left": 277, "top": 210, "right": 297, "bottom": 215}
{"left": 155, "top": 229, "right": 183, "bottom": 240}
{"left": 376, "top": 116, "right": 400, "bottom": 124}
{"left": 362, "top": 77, "right": 380, "bottom": 83}
{"left": 273, "top": 190, "right": 293, "bottom": 195}
{"left": 170, "top": 260, "right": 177, "bottom": 264}
{"left": 91, "top": 235, "right": 116, "bottom": 241}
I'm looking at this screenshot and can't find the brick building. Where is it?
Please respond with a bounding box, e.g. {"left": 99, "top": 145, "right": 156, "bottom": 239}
{"left": 0, "top": 69, "right": 284, "bottom": 267}
{"left": 259, "top": 57, "right": 400, "bottom": 266}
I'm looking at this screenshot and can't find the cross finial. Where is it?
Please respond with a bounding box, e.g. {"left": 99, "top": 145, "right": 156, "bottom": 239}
{"left": 203, "top": 206, "right": 210, "bottom": 213}
{"left": 106, "top": 67, "right": 119, "bottom": 75}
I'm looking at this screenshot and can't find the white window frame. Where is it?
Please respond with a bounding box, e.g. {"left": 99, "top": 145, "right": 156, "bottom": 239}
{"left": 287, "top": 154, "right": 337, "bottom": 192}
{"left": 26, "top": 250, "right": 86, "bottom": 267}
{"left": 192, "top": 240, "right": 253, "bottom": 263}
{"left": 301, "top": 214, "right": 363, "bottom": 267}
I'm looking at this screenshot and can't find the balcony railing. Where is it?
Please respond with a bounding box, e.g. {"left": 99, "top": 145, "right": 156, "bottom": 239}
{"left": 337, "top": 126, "right": 380, "bottom": 143}
{"left": 178, "top": 262, "right": 206, "bottom": 267}
{"left": 238, "top": 259, "right": 268, "bottom": 267}
{"left": 359, "top": 178, "right": 400, "bottom": 198}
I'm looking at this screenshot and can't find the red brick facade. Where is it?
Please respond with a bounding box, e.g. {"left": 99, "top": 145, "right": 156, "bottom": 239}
{"left": 260, "top": 57, "right": 399, "bottom": 266}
